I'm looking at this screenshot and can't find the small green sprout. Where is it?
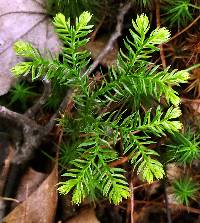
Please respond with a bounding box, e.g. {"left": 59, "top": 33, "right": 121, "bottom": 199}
{"left": 9, "top": 82, "right": 38, "bottom": 109}
{"left": 173, "top": 177, "right": 199, "bottom": 205}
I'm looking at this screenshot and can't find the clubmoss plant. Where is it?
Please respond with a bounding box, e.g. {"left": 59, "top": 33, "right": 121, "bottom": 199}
{"left": 162, "top": 0, "right": 200, "bottom": 28}
{"left": 172, "top": 177, "right": 199, "bottom": 205}
{"left": 10, "top": 11, "right": 200, "bottom": 205}
{"left": 167, "top": 131, "right": 200, "bottom": 165}
{"left": 9, "top": 81, "right": 38, "bottom": 110}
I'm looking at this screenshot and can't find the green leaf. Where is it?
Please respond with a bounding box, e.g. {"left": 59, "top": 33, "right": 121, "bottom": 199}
{"left": 13, "top": 41, "right": 41, "bottom": 59}
{"left": 139, "top": 158, "right": 165, "bottom": 183}
{"left": 76, "top": 11, "right": 93, "bottom": 31}
{"left": 132, "top": 14, "right": 150, "bottom": 36}
{"left": 138, "top": 106, "right": 182, "bottom": 136}
{"left": 11, "top": 62, "right": 32, "bottom": 76}
{"left": 148, "top": 27, "right": 170, "bottom": 45}
{"left": 78, "top": 141, "right": 96, "bottom": 147}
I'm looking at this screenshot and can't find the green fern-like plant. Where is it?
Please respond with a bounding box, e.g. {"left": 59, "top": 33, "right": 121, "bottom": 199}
{"left": 11, "top": 12, "right": 192, "bottom": 205}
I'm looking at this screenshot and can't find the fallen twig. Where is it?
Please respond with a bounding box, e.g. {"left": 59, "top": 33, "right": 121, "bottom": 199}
{"left": 45, "top": 89, "right": 73, "bottom": 133}
{"left": 25, "top": 79, "right": 51, "bottom": 118}
{"left": 109, "top": 156, "right": 129, "bottom": 167}
{"left": 181, "top": 97, "right": 200, "bottom": 104}
{"left": 167, "top": 15, "right": 200, "bottom": 43}
{"left": 135, "top": 200, "right": 200, "bottom": 215}
{"left": 0, "top": 106, "right": 39, "bottom": 129}
{"left": 87, "top": 2, "right": 132, "bottom": 76}
{"left": 0, "top": 89, "right": 72, "bottom": 217}
{"left": 0, "top": 197, "right": 20, "bottom": 203}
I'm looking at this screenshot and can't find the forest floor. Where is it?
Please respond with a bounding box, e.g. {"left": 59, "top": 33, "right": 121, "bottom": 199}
{"left": 0, "top": 0, "right": 200, "bottom": 223}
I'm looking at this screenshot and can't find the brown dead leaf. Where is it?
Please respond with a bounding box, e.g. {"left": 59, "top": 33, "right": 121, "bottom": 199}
{"left": 166, "top": 187, "right": 180, "bottom": 207}
{"left": 3, "top": 164, "right": 58, "bottom": 223}
{"left": 185, "top": 68, "right": 200, "bottom": 98}
{"left": 181, "top": 98, "right": 200, "bottom": 128}
{"left": 11, "top": 168, "right": 47, "bottom": 209}
{"left": 86, "top": 36, "right": 118, "bottom": 67}
{"left": 145, "top": 181, "right": 161, "bottom": 199}
{"left": 166, "top": 163, "right": 183, "bottom": 182}
{"left": 66, "top": 208, "right": 100, "bottom": 223}
{"left": 182, "top": 97, "right": 200, "bottom": 115}
{"left": 134, "top": 206, "right": 167, "bottom": 223}
{"left": 0, "top": 0, "right": 60, "bottom": 95}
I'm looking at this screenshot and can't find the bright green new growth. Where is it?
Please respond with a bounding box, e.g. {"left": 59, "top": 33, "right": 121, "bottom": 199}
{"left": 12, "top": 12, "right": 93, "bottom": 86}
{"left": 173, "top": 177, "right": 199, "bottom": 206}
{"left": 11, "top": 12, "right": 190, "bottom": 205}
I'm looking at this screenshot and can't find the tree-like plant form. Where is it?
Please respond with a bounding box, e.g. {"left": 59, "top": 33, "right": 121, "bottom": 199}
{"left": 11, "top": 11, "right": 200, "bottom": 205}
